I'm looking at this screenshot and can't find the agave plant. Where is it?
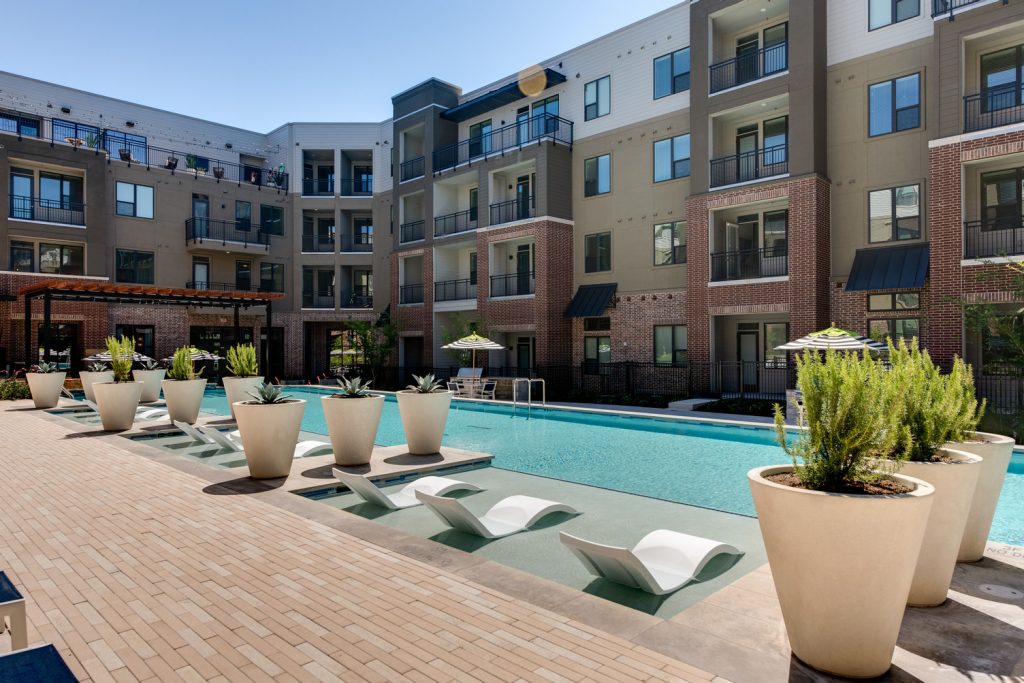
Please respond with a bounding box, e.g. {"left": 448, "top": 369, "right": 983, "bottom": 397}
{"left": 140, "top": 358, "right": 162, "bottom": 371}
{"left": 87, "top": 361, "right": 108, "bottom": 373}
{"left": 247, "top": 382, "right": 292, "bottom": 404}
{"left": 331, "top": 376, "right": 372, "bottom": 399}
{"left": 32, "top": 361, "right": 60, "bottom": 374}
{"left": 406, "top": 373, "right": 443, "bottom": 394}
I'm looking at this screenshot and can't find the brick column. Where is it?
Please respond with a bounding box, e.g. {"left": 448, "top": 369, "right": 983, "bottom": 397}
{"left": 927, "top": 140, "right": 964, "bottom": 365}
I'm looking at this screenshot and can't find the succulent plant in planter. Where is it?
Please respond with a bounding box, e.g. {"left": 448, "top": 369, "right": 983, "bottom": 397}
{"left": 407, "top": 373, "right": 443, "bottom": 393}
{"left": 322, "top": 376, "right": 383, "bottom": 467}
{"left": 132, "top": 358, "right": 166, "bottom": 404}
{"left": 397, "top": 373, "right": 453, "bottom": 455}
{"left": 223, "top": 343, "right": 263, "bottom": 419}
{"left": 32, "top": 361, "right": 60, "bottom": 374}
{"left": 235, "top": 382, "right": 306, "bottom": 478}
{"left": 26, "top": 361, "right": 66, "bottom": 409}
{"left": 161, "top": 347, "right": 207, "bottom": 424}
{"left": 92, "top": 337, "right": 144, "bottom": 431}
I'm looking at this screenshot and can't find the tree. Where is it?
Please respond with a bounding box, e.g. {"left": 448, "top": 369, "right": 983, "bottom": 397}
{"left": 348, "top": 312, "right": 398, "bottom": 375}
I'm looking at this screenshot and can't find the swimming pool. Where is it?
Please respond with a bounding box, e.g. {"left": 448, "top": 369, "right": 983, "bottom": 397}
{"left": 200, "top": 386, "right": 1024, "bottom": 547}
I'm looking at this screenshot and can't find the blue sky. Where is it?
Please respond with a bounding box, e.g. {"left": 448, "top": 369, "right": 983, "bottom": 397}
{"left": 4, "top": 0, "right": 681, "bottom": 131}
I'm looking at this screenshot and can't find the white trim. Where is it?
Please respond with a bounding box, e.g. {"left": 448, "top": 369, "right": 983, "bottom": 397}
{"left": 709, "top": 71, "right": 788, "bottom": 98}
{"left": 393, "top": 103, "right": 451, "bottom": 123}
{"left": 961, "top": 255, "right": 1024, "bottom": 266}
{"left": 398, "top": 302, "right": 424, "bottom": 307}
{"left": 7, "top": 218, "right": 86, "bottom": 229}
{"left": 300, "top": 307, "right": 337, "bottom": 312}
{"left": 481, "top": 215, "right": 574, "bottom": 232}
{"left": 0, "top": 270, "right": 105, "bottom": 281}
{"left": 488, "top": 294, "right": 536, "bottom": 301}
{"left": 709, "top": 174, "right": 790, "bottom": 192}
{"left": 299, "top": 194, "right": 335, "bottom": 199}
{"left": 929, "top": 120, "right": 1024, "bottom": 149}
{"left": 707, "top": 275, "right": 789, "bottom": 287}
{"left": 399, "top": 174, "right": 425, "bottom": 184}
{"left": 434, "top": 299, "right": 478, "bottom": 312}
{"left": 339, "top": 251, "right": 374, "bottom": 256}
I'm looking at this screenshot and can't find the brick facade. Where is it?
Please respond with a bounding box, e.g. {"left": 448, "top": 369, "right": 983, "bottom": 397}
{"left": 571, "top": 289, "right": 688, "bottom": 365}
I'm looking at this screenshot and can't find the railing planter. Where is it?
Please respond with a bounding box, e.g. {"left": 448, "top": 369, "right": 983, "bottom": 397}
{"left": 118, "top": 148, "right": 132, "bottom": 162}
{"left": 165, "top": 156, "right": 178, "bottom": 171}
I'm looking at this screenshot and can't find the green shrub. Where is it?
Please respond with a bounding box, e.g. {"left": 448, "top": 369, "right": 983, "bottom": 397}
{"left": 106, "top": 336, "right": 135, "bottom": 382}
{"left": 166, "top": 347, "right": 202, "bottom": 381}
{"left": 0, "top": 378, "right": 31, "bottom": 400}
{"left": 226, "top": 343, "right": 259, "bottom": 378}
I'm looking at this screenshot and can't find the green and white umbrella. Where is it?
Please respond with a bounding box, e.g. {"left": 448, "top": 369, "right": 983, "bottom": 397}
{"left": 84, "top": 351, "right": 154, "bottom": 363}
{"left": 775, "top": 325, "right": 887, "bottom": 352}
{"left": 441, "top": 333, "right": 504, "bottom": 370}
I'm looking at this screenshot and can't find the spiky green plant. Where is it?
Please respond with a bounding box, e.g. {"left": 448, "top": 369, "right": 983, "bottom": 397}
{"left": 247, "top": 382, "right": 291, "bottom": 404}
{"left": 105, "top": 336, "right": 135, "bottom": 382}
{"left": 226, "top": 343, "right": 259, "bottom": 378}
{"left": 774, "top": 349, "right": 912, "bottom": 492}
{"left": 31, "top": 361, "right": 60, "bottom": 374}
{"left": 166, "top": 347, "right": 202, "bottom": 381}
{"left": 331, "top": 376, "right": 372, "bottom": 398}
{"left": 140, "top": 358, "right": 161, "bottom": 371}
{"left": 406, "top": 373, "right": 442, "bottom": 394}
{"left": 87, "top": 361, "right": 108, "bottom": 373}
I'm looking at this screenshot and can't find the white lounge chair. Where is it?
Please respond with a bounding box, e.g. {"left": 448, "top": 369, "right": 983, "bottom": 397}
{"left": 416, "top": 492, "right": 579, "bottom": 538}
{"left": 173, "top": 420, "right": 240, "bottom": 445}
{"left": 559, "top": 530, "right": 743, "bottom": 596}
{"left": 82, "top": 399, "right": 167, "bottom": 422}
{"left": 195, "top": 424, "right": 331, "bottom": 458}
{"left": 332, "top": 469, "right": 482, "bottom": 510}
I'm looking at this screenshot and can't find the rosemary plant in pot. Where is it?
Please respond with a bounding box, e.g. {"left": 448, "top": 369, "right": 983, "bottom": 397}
{"left": 92, "top": 336, "right": 144, "bottom": 431}
{"left": 234, "top": 383, "right": 305, "bottom": 478}
{"left": 396, "top": 374, "right": 452, "bottom": 455}
{"left": 321, "top": 377, "right": 383, "bottom": 466}
{"left": 132, "top": 358, "right": 166, "bottom": 403}
{"left": 160, "top": 347, "right": 206, "bottom": 424}
{"left": 25, "top": 361, "right": 66, "bottom": 409}
{"left": 222, "top": 344, "right": 263, "bottom": 419}
{"left": 79, "top": 361, "right": 113, "bottom": 403}
{"left": 747, "top": 349, "right": 935, "bottom": 678}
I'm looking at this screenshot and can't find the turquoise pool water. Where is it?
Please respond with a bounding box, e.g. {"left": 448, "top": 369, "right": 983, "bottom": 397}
{"left": 200, "top": 387, "right": 1024, "bottom": 546}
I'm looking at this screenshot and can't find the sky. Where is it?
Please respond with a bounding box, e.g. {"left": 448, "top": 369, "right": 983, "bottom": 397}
{"left": 2, "top": 0, "right": 681, "bottom": 132}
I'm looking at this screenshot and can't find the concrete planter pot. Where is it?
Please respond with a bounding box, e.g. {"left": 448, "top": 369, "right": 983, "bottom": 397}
{"left": 132, "top": 369, "right": 166, "bottom": 403}
{"left": 79, "top": 371, "right": 113, "bottom": 402}
{"left": 946, "top": 432, "right": 1016, "bottom": 562}
{"left": 222, "top": 376, "right": 265, "bottom": 419}
{"left": 233, "top": 399, "right": 305, "bottom": 478}
{"left": 92, "top": 381, "right": 143, "bottom": 431}
{"left": 26, "top": 372, "right": 66, "bottom": 409}
{"left": 748, "top": 465, "right": 935, "bottom": 678}
{"left": 396, "top": 390, "right": 452, "bottom": 455}
{"left": 321, "top": 394, "right": 383, "bottom": 466}
{"left": 161, "top": 378, "right": 207, "bottom": 424}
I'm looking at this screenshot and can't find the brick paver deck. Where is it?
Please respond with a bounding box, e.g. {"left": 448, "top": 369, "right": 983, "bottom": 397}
{"left": 0, "top": 404, "right": 720, "bottom": 682}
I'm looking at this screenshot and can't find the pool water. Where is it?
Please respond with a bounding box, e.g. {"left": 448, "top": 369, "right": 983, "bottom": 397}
{"left": 201, "top": 387, "right": 1024, "bottom": 547}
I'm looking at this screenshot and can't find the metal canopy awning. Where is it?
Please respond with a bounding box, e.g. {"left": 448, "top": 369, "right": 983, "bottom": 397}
{"left": 564, "top": 283, "right": 617, "bottom": 318}
{"left": 441, "top": 68, "right": 567, "bottom": 123}
{"left": 845, "top": 244, "right": 930, "bottom": 292}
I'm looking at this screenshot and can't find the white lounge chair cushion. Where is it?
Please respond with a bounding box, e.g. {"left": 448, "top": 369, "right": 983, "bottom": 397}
{"left": 196, "top": 424, "right": 329, "bottom": 459}
{"left": 416, "top": 492, "right": 579, "bottom": 538}
{"left": 332, "top": 469, "right": 481, "bottom": 509}
{"left": 83, "top": 399, "right": 167, "bottom": 422}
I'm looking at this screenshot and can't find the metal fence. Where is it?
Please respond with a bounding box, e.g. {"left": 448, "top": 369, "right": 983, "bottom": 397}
{"left": 710, "top": 144, "right": 788, "bottom": 188}
{"left": 400, "top": 156, "right": 425, "bottom": 182}
{"left": 432, "top": 114, "right": 574, "bottom": 174}
{"left": 709, "top": 41, "right": 788, "bottom": 94}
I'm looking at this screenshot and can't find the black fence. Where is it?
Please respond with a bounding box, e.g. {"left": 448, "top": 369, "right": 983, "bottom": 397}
{"left": 9, "top": 195, "right": 85, "bottom": 226}
{"left": 963, "top": 219, "right": 1024, "bottom": 259}
{"left": 933, "top": 0, "right": 993, "bottom": 18}
{"left": 302, "top": 234, "right": 335, "bottom": 252}
{"left": 710, "top": 144, "right": 788, "bottom": 188}
{"left": 963, "top": 89, "right": 1024, "bottom": 133}
{"left": 340, "top": 177, "right": 373, "bottom": 196}
{"left": 400, "top": 220, "right": 425, "bottom": 243}
{"left": 710, "top": 245, "right": 788, "bottom": 281}
{"left": 490, "top": 271, "right": 535, "bottom": 297}
{"left": 400, "top": 156, "right": 425, "bottom": 182}
{"left": 185, "top": 218, "right": 271, "bottom": 248}
{"left": 302, "top": 178, "right": 334, "bottom": 196}
{"left": 302, "top": 291, "right": 335, "bottom": 309}
{"left": 434, "top": 278, "right": 476, "bottom": 302}
{"left": 399, "top": 283, "right": 424, "bottom": 304}
{"left": 490, "top": 196, "right": 534, "bottom": 225}
{"left": 434, "top": 209, "right": 477, "bottom": 237}
{"left": 432, "top": 114, "right": 574, "bottom": 174}
{"left": 709, "top": 41, "right": 788, "bottom": 94}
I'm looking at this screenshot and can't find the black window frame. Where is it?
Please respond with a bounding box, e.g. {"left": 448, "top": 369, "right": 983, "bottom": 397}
{"left": 260, "top": 204, "right": 284, "bottom": 236}
{"left": 868, "top": 72, "right": 921, "bottom": 137}
{"left": 115, "top": 324, "right": 155, "bottom": 359}
{"left": 115, "top": 248, "right": 154, "bottom": 284}
{"left": 584, "top": 154, "right": 611, "bottom": 197}
{"left": 583, "top": 335, "right": 611, "bottom": 375}
{"left": 9, "top": 239, "right": 34, "bottom": 272}
{"left": 869, "top": 317, "right": 920, "bottom": 342}
{"left": 38, "top": 242, "right": 84, "bottom": 276}
{"left": 353, "top": 216, "right": 374, "bottom": 246}
{"left": 653, "top": 324, "right": 688, "bottom": 366}
{"left": 653, "top": 133, "right": 691, "bottom": 182}
{"left": 867, "top": 292, "right": 920, "bottom": 311}
{"left": 115, "top": 181, "right": 154, "bottom": 219}
{"left": 868, "top": 0, "right": 920, "bottom": 31}
{"left": 583, "top": 317, "right": 611, "bottom": 332}
{"left": 235, "top": 200, "right": 252, "bottom": 232}
{"left": 260, "top": 262, "right": 285, "bottom": 293}
{"left": 653, "top": 47, "right": 691, "bottom": 99}
{"left": 584, "top": 231, "right": 612, "bottom": 273}
{"left": 868, "top": 183, "right": 921, "bottom": 243}
{"left": 235, "top": 259, "right": 252, "bottom": 291}
{"left": 584, "top": 75, "right": 611, "bottom": 121}
{"left": 653, "top": 221, "right": 686, "bottom": 266}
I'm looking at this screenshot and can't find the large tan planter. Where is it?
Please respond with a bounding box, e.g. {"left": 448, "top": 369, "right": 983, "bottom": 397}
{"left": 26, "top": 372, "right": 66, "bottom": 409}
{"left": 233, "top": 399, "right": 305, "bottom": 478}
{"left": 749, "top": 465, "right": 935, "bottom": 678}
{"left": 321, "top": 394, "right": 383, "bottom": 466}
{"left": 161, "top": 378, "right": 207, "bottom": 424}
{"left": 92, "top": 381, "right": 143, "bottom": 431}
{"left": 947, "top": 432, "right": 1016, "bottom": 562}
{"left": 132, "top": 369, "right": 166, "bottom": 403}
{"left": 78, "top": 370, "right": 113, "bottom": 402}
{"left": 222, "top": 376, "right": 265, "bottom": 419}
{"left": 396, "top": 390, "right": 452, "bottom": 455}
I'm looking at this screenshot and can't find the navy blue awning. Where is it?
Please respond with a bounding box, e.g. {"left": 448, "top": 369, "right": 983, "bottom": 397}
{"left": 845, "top": 244, "right": 929, "bottom": 292}
{"left": 564, "top": 284, "right": 617, "bottom": 318}
{"left": 441, "top": 68, "right": 567, "bottom": 123}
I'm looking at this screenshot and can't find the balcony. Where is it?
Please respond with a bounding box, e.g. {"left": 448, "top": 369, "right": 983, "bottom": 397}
{"left": 710, "top": 246, "right": 788, "bottom": 282}
{"left": 302, "top": 234, "right": 335, "bottom": 252}
{"left": 185, "top": 218, "right": 271, "bottom": 251}
{"left": 9, "top": 195, "right": 85, "bottom": 226}
{"left": 303, "top": 290, "right": 335, "bottom": 309}
{"left": 340, "top": 177, "right": 373, "bottom": 196}
{"left": 302, "top": 178, "right": 334, "bottom": 196}
{"left": 709, "top": 42, "right": 788, "bottom": 94}
{"left": 963, "top": 89, "right": 1024, "bottom": 133}
{"left": 964, "top": 218, "right": 1024, "bottom": 258}
{"left": 186, "top": 280, "right": 251, "bottom": 292}
{"left": 400, "top": 156, "right": 425, "bottom": 182}
{"left": 339, "top": 235, "right": 373, "bottom": 253}
{"left": 400, "top": 220, "right": 425, "bottom": 243}
{"left": 399, "top": 283, "right": 424, "bottom": 304}
{"left": 432, "top": 114, "right": 574, "bottom": 174}
{"left": 434, "top": 278, "right": 477, "bottom": 302}
{"left": 434, "top": 209, "right": 478, "bottom": 237}
{"left": 709, "top": 145, "right": 788, "bottom": 188}
{"left": 490, "top": 271, "right": 535, "bottom": 298}
{"left": 489, "top": 196, "right": 534, "bottom": 226}
{"left": 345, "top": 288, "right": 373, "bottom": 308}
{"left": 932, "top": 0, "right": 999, "bottom": 19}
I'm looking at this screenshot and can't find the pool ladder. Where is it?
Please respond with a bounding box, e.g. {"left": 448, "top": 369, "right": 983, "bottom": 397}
{"left": 511, "top": 378, "right": 545, "bottom": 417}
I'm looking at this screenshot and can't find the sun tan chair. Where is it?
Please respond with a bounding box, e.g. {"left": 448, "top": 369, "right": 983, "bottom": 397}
{"left": 416, "top": 492, "right": 579, "bottom": 538}
{"left": 332, "top": 469, "right": 481, "bottom": 509}
{"left": 196, "top": 424, "right": 331, "bottom": 458}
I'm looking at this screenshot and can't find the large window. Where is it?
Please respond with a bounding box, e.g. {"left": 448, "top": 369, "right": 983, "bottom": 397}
{"left": 469, "top": 119, "right": 492, "bottom": 157}
{"left": 115, "top": 249, "right": 154, "bottom": 284}
{"left": 115, "top": 324, "right": 154, "bottom": 359}
{"left": 654, "top": 47, "right": 690, "bottom": 99}
{"left": 868, "top": 292, "right": 920, "bottom": 311}
{"left": 764, "top": 323, "right": 790, "bottom": 367}
{"left": 260, "top": 205, "right": 284, "bottom": 235}
{"left": 869, "top": 184, "right": 921, "bottom": 242}
{"left": 39, "top": 243, "right": 84, "bottom": 275}
{"left": 981, "top": 45, "right": 1024, "bottom": 113}
{"left": 869, "top": 73, "right": 920, "bottom": 137}
{"left": 236, "top": 260, "right": 252, "bottom": 291}
{"left": 584, "top": 76, "right": 610, "bottom": 121}
{"left": 584, "top": 232, "right": 611, "bottom": 273}
{"left": 869, "top": 318, "right": 920, "bottom": 342}
{"left": 869, "top": 0, "right": 919, "bottom": 30}
{"left": 115, "top": 182, "right": 153, "bottom": 218}
{"left": 353, "top": 217, "right": 374, "bottom": 247}
{"left": 10, "top": 240, "right": 33, "bottom": 271}
{"left": 653, "top": 133, "right": 690, "bottom": 182}
{"left": 235, "top": 201, "right": 252, "bottom": 231}
{"left": 654, "top": 325, "right": 687, "bottom": 366}
{"left": 653, "top": 221, "right": 686, "bottom": 265}
{"left": 584, "top": 154, "right": 611, "bottom": 197}
{"left": 583, "top": 335, "right": 611, "bottom": 374}
{"left": 981, "top": 168, "right": 1024, "bottom": 229}
{"left": 260, "top": 262, "right": 284, "bottom": 292}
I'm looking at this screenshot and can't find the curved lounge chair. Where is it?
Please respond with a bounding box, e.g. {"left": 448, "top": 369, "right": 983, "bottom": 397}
{"left": 559, "top": 530, "right": 743, "bottom": 596}
{"left": 82, "top": 399, "right": 167, "bottom": 422}
{"left": 416, "top": 492, "right": 579, "bottom": 538}
{"left": 173, "top": 420, "right": 240, "bottom": 445}
{"left": 332, "top": 469, "right": 482, "bottom": 510}
{"left": 195, "top": 424, "right": 331, "bottom": 458}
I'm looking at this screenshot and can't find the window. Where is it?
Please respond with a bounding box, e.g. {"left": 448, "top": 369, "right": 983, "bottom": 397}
{"left": 260, "top": 263, "right": 284, "bottom": 292}
{"left": 869, "top": 184, "right": 920, "bottom": 242}
{"left": 653, "top": 133, "right": 690, "bottom": 182}
{"left": 354, "top": 217, "right": 373, "bottom": 247}
{"left": 115, "top": 249, "right": 154, "bottom": 284}
{"left": 10, "top": 240, "right": 33, "bottom": 271}
{"left": 654, "top": 47, "right": 691, "bottom": 99}
{"left": 236, "top": 260, "right": 252, "bottom": 291}
{"left": 235, "top": 201, "right": 252, "bottom": 231}
{"left": 868, "top": 292, "right": 920, "bottom": 311}
{"left": 584, "top": 76, "right": 610, "bottom": 120}
{"left": 981, "top": 168, "right": 1024, "bottom": 229}
{"left": 115, "top": 182, "right": 153, "bottom": 218}
{"left": 654, "top": 325, "right": 687, "bottom": 366}
{"left": 469, "top": 252, "right": 478, "bottom": 285}
{"left": 39, "top": 172, "right": 84, "bottom": 208}
{"left": 38, "top": 243, "right": 83, "bottom": 275}
{"left": 469, "top": 188, "right": 478, "bottom": 222}
{"left": 764, "top": 323, "right": 790, "bottom": 367}
{"left": 260, "top": 205, "right": 284, "bottom": 235}
{"left": 584, "top": 232, "right": 611, "bottom": 273}
{"left": 469, "top": 119, "right": 492, "bottom": 157}
{"left": 583, "top": 317, "right": 610, "bottom": 332}
{"left": 981, "top": 45, "right": 1024, "bottom": 113}
{"left": 653, "top": 221, "right": 686, "bottom": 265}
{"left": 869, "top": 73, "right": 920, "bottom": 137}
{"left": 584, "top": 154, "right": 611, "bottom": 196}
{"left": 869, "top": 0, "right": 919, "bottom": 30}
{"left": 869, "top": 318, "right": 920, "bottom": 342}
{"left": 531, "top": 95, "right": 560, "bottom": 137}
{"left": 583, "top": 335, "right": 611, "bottom": 374}
{"left": 115, "top": 325, "right": 154, "bottom": 359}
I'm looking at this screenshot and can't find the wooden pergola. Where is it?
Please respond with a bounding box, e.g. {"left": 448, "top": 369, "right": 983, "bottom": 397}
{"left": 20, "top": 280, "right": 284, "bottom": 381}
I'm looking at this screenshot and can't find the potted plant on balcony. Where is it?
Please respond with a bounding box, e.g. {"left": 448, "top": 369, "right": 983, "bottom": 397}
{"left": 396, "top": 373, "right": 452, "bottom": 455}
{"left": 748, "top": 349, "right": 934, "bottom": 678}
{"left": 234, "top": 383, "right": 305, "bottom": 478}
{"left": 83, "top": 133, "right": 105, "bottom": 156}
{"left": 185, "top": 154, "right": 205, "bottom": 175}
{"left": 160, "top": 347, "right": 206, "bottom": 424}
{"left": 92, "top": 336, "right": 144, "bottom": 431}
{"left": 213, "top": 165, "right": 225, "bottom": 180}
{"left": 322, "top": 376, "right": 383, "bottom": 466}
{"left": 79, "top": 361, "right": 113, "bottom": 403}
{"left": 165, "top": 155, "right": 178, "bottom": 171}
{"left": 25, "top": 361, "right": 66, "bottom": 409}
{"left": 132, "top": 358, "right": 166, "bottom": 404}
{"left": 118, "top": 148, "right": 132, "bottom": 162}
{"left": 222, "top": 343, "right": 263, "bottom": 420}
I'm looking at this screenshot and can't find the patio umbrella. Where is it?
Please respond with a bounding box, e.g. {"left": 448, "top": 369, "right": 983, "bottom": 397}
{"left": 161, "top": 350, "right": 223, "bottom": 363}
{"left": 441, "top": 333, "right": 504, "bottom": 370}
{"left": 775, "top": 325, "right": 887, "bottom": 353}
{"left": 83, "top": 351, "right": 154, "bottom": 363}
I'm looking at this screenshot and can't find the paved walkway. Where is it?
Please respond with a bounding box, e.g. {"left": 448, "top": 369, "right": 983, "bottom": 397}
{"left": 0, "top": 403, "right": 719, "bottom": 682}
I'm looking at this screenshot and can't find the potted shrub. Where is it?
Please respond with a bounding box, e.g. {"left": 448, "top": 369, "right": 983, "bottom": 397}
{"left": 748, "top": 349, "right": 935, "bottom": 678}
{"left": 25, "top": 361, "right": 66, "bottom": 409}
{"left": 322, "top": 376, "right": 383, "bottom": 466}
{"left": 132, "top": 358, "right": 166, "bottom": 404}
{"left": 92, "top": 337, "right": 144, "bottom": 431}
{"left": 222, "top": 343, "right": 263, "bottom": 420}
{"left": 160, "top": 347, "right": 206, "bottom": 424}
{"left": 234, "top": 383, "right": 305, "bottom": 478}
{"left": 79, "top": 361, "right": 114, "bottom": 402}
{"left": 396, "top": 373, "right": 452, "bottom": 455}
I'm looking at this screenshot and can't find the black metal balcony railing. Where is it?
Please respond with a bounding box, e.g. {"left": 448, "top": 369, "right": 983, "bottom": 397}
{"left": 963, "top": 89, "right": 1024, "bottom": 133}
{"left": 434, "top": 278, "right": 477, "bottom": 302}
{"left": 187, "top": 280, "right": 250, "bottom": 291}
{"left": 303, "top": 290, "right": 335, "bottom": 309}
{"left": 710, "top": 245, "right": 788, "bottom": 282}
{"left": 185, "top": 218, "right": 271, "bottom": 249}
{"left": 709, "top": 145, "right": 788, "bottom": 188}
{"left": 489, "top": 196, "right": 534, "bottom": 226}
{"left": 345, "top": 288, "right": 373, "bottom": 308}
{"left": 709, "top": 42, "right": 788, "bottom": 94}
{"left": 399, "top": 283, "right": 424, "bottom": 304}
{"left": 490, "top": 271, "right": 535, "bottom": 298}
{"left": 432, "top": 114, "right": 575, "bottom": 174}
{"left": 434, "top": 209, "right": 478, "bottom": 237}
{"left": 9, "top": 195, "right": 85, "bottom": 226}
{"left": 302, "top": 234, "right": 336, "bottom": 252}
{"left": 964, "top": 218, "right": 1024, "bottom": 259}
{"left": 932, "top": 0, "right": 1000, "bottom": 19}
{"left": 400, "top": 156, "right": 425, "bottom": 182}
{"left": 400, "top": 220, "right": 425, "bottom": 243}
{"left": 302, "top": 178, "right": 334, "bottom": 196}
{"left": 340, "top": 177, "right": 373, "bottom": 196}
{"left": 339, "top": 237, "right": 373, "bottom": 253}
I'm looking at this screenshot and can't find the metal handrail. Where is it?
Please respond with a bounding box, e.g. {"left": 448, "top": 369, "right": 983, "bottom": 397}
{"left": 400, "top": 220, "right": 425, "bottom": 243}
{"left": 9, "top": 195, "right": 85, "bottom": 226}
{"left": 302, "top": 178, "right": 335, "bottom": 196}
{"left": 963, "top": 89, "right": 1024, "bottom": 133}
{"left": 434, "top": 209, "right": 478, "bottom": 237}
{"left": 339, "top": 177, "right": 373, "bottom": 196}
{"left": 399, "top": 283, "right": 424, "bottom": 304}
{"left": 490, "top": 270, "right": 535, "bottom": 297}
{"left": 963, "top": 218, "right": 1024, "bottom": 259}
{"left": 345, "top": 291, "right": 373, "bottom": 308}
{"left": 511, "top": 377, "right": 546, "bottom": 417}
{"left": 303, "top": 291, "right": 335, "bottom": 309}
{"left": 185, "top": 218, "right": 272, "bottom": 249}
{"left": 709, "top": 41, "right": 788, "bottom": 94}
{"left": 709, "top": 245, "right": 788, "bottom": 281}
{"left": 432, "top": 114, "right": 574, "bottom": 174}
{"left": 400, "top": 156, "right": 425, "bottom": 182}
{"left": 185, "top": 280, "right": 255, "bottom": 291}
{"left": 301, "top": 234, "right": 336, "bottom": 252}
{"left": 489, "top": 196, "right": 534, "bottom": 225}
{"left": 709, "top": 144, "right": 788, "bottom": 188}
{"left": 932, "top": 0, "right": 1003, "bottom": 19}
{"left": 434, "top": 278, "right": 476, "bottom": 301}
